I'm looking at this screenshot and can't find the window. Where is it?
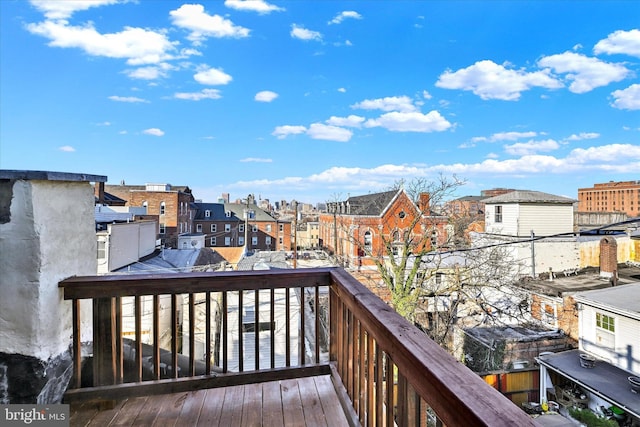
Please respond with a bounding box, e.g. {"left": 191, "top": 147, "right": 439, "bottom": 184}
{"left": 252, "top": 236, "right": 258, "bottom": 245}
{"left": 398, "top": 211, "right": 406, "bottom": 219}
{"left": 596, "top": 313, "right": 615, "bottom": 332}
{"left": 97, "top": 241, "right": 106, "bottom": 259}
{"left": 239, "top": 224, "right": 245, "bottom": 233}
{"left": 211, "top": 224, "right": 217, "bottom": 232}
{"left": 279, "top": 224, "right": 284, "bottom": 232}
{"left": 238, "top": 236, "right": 244, "bottom": 246}
{"left": 160, "top": 201, "right": 166, "bottom": 215}
{"left": 205, "top": 210, "right": 211, "bottom": 218}
{"left": 494, "top": 206, "right": 502, "bottom": 223}
{"left": 242, "top": 321, "right": 275, "bottom": 333}
{"left": 179, "top": 223, "right": 183, "bottom": 233}
{"left": 225, "top": 237, "right": 231, "bottom": 246}
{"left": 225, "top": 224, "right": 231, "bottom": 232}
{"left": 266, "top": 224, "right": 272, "bottom": 232}
{"left": 364, "top": 231, "right": 372, "bottom": 250}
{"left": 252, "top": 224, "right": 258, "bottom": 232}
{"left": 431, "top": 231, "right": 438, "bottom": 247}
{"left": 159, "top": 223, "right": 166, "bottom": 234}
{"left": 225, "top": 211, "right": 232, "bottom": 218}
{"left": 266, "top": 236, "right": 272, "bottom": 245}
{"left": 210, "top": 237, "right": 216, "bottom": 246}
{"left": 197, "top": 224, "right": 202, "bottom": 233}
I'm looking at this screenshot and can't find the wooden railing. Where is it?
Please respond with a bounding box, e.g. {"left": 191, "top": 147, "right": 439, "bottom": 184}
{"left": 59, "top": 267, "right": 536, "bottom": 427}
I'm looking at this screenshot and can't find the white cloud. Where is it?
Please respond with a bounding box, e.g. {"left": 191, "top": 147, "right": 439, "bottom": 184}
{"left": 538, "top": 52, "right": 630, "bottom": 93}
{"left": 240, "top": 158, "right": 273, "bottom": 163}
{"left": 58, "top": 145, "right": 75, "bottom": 152}
{"left": 194, "top": 67, "right": 233, "bottom": 85}
{"left": 143, "top": 128, "right": 165, "bottom": 136}
{"left": 290, "top": 24, "right": 322, "bottom": 41}
{"left": 169, "top": 4, "right": 250, "bottom": 44}
{"left": 255, "top": 90, "right": 278, "bottom": 102}
{"left": 329, "top": 11, "right": 362, "bottom": 25}
{"left": 567, "top": 143, "right": 640, "bottom": 165}
{"left": 272, "top": 125, "right": 307, "bottom": 139}
{"left": 307, "top": 123, "right": 353, "bottom": 142}
{"left": 124, "top": 65, "right": 171, "bottom": 80}
{"left": 29, "top": 0, "right": 121, "bottom": 19}
{"left": 174, "top": 89, "right": 222, "bottom": 100}
{"left": 351, "top": 95, "right": 416, "bottom": 112}
{"left": 108, "top": 95, "right": 148, "bottom": 103}
{"left": 26, "top": 20, "right": 176, "bottom": 66}
{"left": 611, "top": 84, "right": 640, "bottom": 110}
{"left": 472, "top": 131, "right": 538, "bottom": 143}
{"left": 566, "top": 132, "right": 600, "bottom": 141}
{"left": 504, "top": 139, "right": 560, "bottom": 156}
{"left": 422, "top": 90, "right": 432, "bottom": 100}
{"left": 436, "top": 60, "right": 562, "bottom": 100}
{"left": 594, "top": 29, "right": 640, "bottom": 58}
{"left": 364, "top": 111, "right": 452, "bottom": 133}
{"left": 326, "top": 115, "right": 365, "bottom": 128}
{"left": 225, "top": 0, "right": 284, "bottom": 14}
{"left": 338, "top": 87, "right": 347, "bottom": 93}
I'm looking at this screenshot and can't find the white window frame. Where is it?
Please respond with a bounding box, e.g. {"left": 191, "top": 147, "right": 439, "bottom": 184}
{"left": 238, "top": 236, "right": 244, "bottom": 246}
{"left": 225, "top": 237, "right": 231, "bottom": 246}
{"left": 210, "top": 237, "right": 216, "bottom": 246}
{"left": 160, "top": 201, "right": 166, "bottom": 215}
{"left": 211, "top": 224, "right": 217, "bottom": 232}
{"left": 239, "top": 224, "right": 245, "bottom": 233}
{"left": 225, "top": 223, "right": 231, "bottom": 232}
{"left": 252, "top": 224, "right": 258, "bottom": 232}
{"left": 197, "top": 224, "right": 202, "bottom": 233}
{"left": 159, "top": 223, "right": 166, "bottom": 234}
{"left": 205, "top": 210, "right": 210, "bottom": 218}
{"left": 252, "top": 236, "right": 258, "bottom": 246}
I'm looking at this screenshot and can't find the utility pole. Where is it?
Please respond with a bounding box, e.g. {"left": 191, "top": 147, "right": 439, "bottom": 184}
{"left": 530, "top": 230, "right": 536, "bottom": 278}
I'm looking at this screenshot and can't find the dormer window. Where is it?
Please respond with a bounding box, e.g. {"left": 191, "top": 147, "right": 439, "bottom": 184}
{"left": 205, "top": 210, "right": 211, "bottom": 218}
{"left": 225, "top": 211, "right": 232, "bottom": 218}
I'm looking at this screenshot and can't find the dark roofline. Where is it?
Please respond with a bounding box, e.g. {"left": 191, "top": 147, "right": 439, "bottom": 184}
{"left": 1, "top": 170, "right": 107, "bottom": 183}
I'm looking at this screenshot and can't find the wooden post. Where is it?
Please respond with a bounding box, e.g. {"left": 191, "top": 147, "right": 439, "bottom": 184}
{"left": 92, "top": 297, "right": 117, "bottom": 386}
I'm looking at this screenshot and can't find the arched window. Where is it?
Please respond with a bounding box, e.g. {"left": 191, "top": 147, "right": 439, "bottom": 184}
{"left": 160, "top": 201, "right": 166, "bottom": 215}
{"left": 364, "top": 231, "right": 372, "bottom": 250}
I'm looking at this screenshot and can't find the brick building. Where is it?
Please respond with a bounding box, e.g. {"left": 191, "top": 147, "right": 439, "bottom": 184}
{"left": 318, "top": 189, "right": 448, "bottom": 269}
{"left": 578, "top": 180, "right": 640, "bottom": 217}
{"left": 97, "top": 182, "right": 194, "bottom": 248}
{"left": 192, "top": 201, "right": 291, "bottom": 252}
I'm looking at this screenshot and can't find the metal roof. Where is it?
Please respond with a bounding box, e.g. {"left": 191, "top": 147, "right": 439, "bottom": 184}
{"left": 482, "top": 190, "right": 576, "bottom": 204}
{"left": 343, "top": 189, "right": 399, "bottom": 216}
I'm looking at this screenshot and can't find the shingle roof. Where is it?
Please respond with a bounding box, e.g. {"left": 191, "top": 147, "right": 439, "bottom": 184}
{"left": 344, "top": 189, "right": 399, "bottom": 216}
{"left": 192, "top": 202, "right": 279, "bottom": 222}
{"left": 482, "top": 190, "right": 576, "bottom": 204}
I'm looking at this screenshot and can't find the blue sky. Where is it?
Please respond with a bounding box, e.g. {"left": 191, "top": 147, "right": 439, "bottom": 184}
{"left": 1, "top": 1, "right": 639, "bottom": 204}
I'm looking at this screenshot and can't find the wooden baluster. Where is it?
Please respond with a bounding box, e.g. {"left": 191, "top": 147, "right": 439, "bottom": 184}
{"left": 255, "top": 289, "right": 259, "bottom": 371}
{"left": 397, "top": 372, "right": 407, "bottom": 427}
{"left": 270, "top": 288, "right": 275, "bottom": 369}
{"left": 222, "top": 291, "right": 228, "bottom": 373}
{"left": 205, "top": 291, "right": 211, "bottom": 375}
{"left": 189, "top": 293, "right": 195, "bottom": 376}
{"left": 329, "top": 287, "right": 337, "bottom": 363}
{"left": 285, "top": 287, "right": 290, "bottom": 367}
{"left": 385, "top": 355, "right": 394, "bottom": 427}
{"left": 314, "top": 285, "right": 320, "bottom": 364}
{"left": 375, "top": 342, "right": 383, "bottom": 427}
{"left": 238, "top": 290, "right": 243, "bottom": 372}
{"left": 171, "top": 294, "right": 178, "bottom": 378}
{"left": 153, "top": 295, "right": 160, "bottom": 380}
{"left": 115, "top": 297, "right": 123, "bottom": 384}
{"left": 359, "top": 323, "right": 366, "bottom": 425}
{"left": 92, "top": 297, "right": 116, "bottom": 386}
{"left": 134, "top": 296, "right": 142, "bottom": 382}
{"left": 72, "top": 299, "right": 81, "bottom": 389}
{"left": 299, "top": 286, "right": 305, "bottom": 366}
{"left": 367, "top": 333, "right": 375, "bottom": 427}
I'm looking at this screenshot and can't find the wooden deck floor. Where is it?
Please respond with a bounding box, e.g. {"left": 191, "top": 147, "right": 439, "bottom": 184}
{"left": 69, "top": 375, "right": 351, "bottom": 427}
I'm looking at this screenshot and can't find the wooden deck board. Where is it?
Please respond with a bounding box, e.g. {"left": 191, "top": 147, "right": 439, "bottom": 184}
{"left": 70, "top": 375, "right": 349, "bottom": 427}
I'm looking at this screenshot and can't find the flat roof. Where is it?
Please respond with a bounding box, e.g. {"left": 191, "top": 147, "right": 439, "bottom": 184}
{"left": 574, "top": 282, "right": 640, "bottom": 320}
{"left": 0, "top": 170, "right": 107, "bottom": 182}
{"left": 538, "top": 349, "right": 640, "bottom": 419}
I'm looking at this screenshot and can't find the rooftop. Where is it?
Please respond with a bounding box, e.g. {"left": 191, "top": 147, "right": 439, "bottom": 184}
{"left": 483, "top": 190, "right": 576, "bottom": 205}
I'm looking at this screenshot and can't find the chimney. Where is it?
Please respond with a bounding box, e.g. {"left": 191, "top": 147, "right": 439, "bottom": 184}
{"left": 599, "top": 237, "right": 618, "bottom": 284}
{"left": 419, "top": 192, "right": 430, "bottom": 212}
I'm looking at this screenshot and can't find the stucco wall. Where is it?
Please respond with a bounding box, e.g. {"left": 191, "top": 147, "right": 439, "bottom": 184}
{"left": 0, "top": 179, "right": 97, "bottom": 359}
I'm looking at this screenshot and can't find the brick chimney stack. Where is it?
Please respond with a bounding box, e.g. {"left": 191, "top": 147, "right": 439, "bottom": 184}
{"left": 599, "top": 237, "right": 618, "bottom": 285}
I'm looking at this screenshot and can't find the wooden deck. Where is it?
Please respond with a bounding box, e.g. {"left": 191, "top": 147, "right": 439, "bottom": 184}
{"left": 69, "top": 375, "right": 351, "bottom": 427}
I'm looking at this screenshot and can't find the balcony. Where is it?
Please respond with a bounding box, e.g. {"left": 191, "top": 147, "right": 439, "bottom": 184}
{"left": 59, "top": 267, "right": 536, "bottom": 426}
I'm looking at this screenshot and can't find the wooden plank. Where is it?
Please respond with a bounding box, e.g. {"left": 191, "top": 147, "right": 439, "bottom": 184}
{"left": 299, "top": 287, "right": 305, "bottom": 366}
{"left": 241, "top": 382, "right": 262, "bottom": 426}
{"left": 72, "top": 300, "right": 82, "bottom": 389}
{"left": 59, "top": 268, "right": 335, "bottom": 299}
{"left": 196, "top": 387, "right": 225, "bottom": 427}
{"left": 128, "top": 391, "right": 167, "bottom": 425}
{"left": 134, "top": 296, "right": 142, "bottom": 382}
{"left": 84, "top": 399, "right": 125, "bottom": 426}
{"left": 68, "top": 400, "right": 99, "bottom": 427}
{"left": 218, "top": 385, "right": 244, "bottom": 426}
{"left": 254, "top": 290, "right": 259, "bottom": 371}
{"left": 107, "top": 396, "right": 148, "bottom": 426}
{"left": 314, "top": 375, "right": 351, "bottom": 427}
{"left": 280, "top": 379, "right": 305, "bottom": 426}
{"left": 171, "top": 294, "right": 178, "bottom": 379}
{"left": 222, "top": 291, "right": 228, "bottom": 373}
{"left": 261, "top": 380, "right": 284, "bottom": 427}
{"left": 189, "top": 293, "right": 195, "bottom": 376}
{"left": 285, "top": 288, "right": 291, "bottom": 367}
{"left": 205, "top": 292, "right": 212, "bottom": 375}
{"left": 153, "top": 295, "right": 160, "bottom": 380}
{"left": 65, "top": 365, "right": 331, "bottom": 403}
{"left": 150, "top": 392, "right": 189, "bottom": 427}
{"left": 315, "top": 285, "right": 320, "bottom": 364}
{"left": 297, "top": 376, "right": 327, "bottom": 426}
{"left": 270, "top": 288, "right": 275, "bottom": 369}
{"left": 238, "top": 290, "right": 243, "bottom": 372}
{"left": 93, "top": 298, "right": 116, "bottom": 387}
{"left": 175, "top": 389, "right": 207, "bottom": 427}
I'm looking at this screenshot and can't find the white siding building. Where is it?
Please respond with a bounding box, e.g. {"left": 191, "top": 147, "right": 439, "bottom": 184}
{"left": 96, "top": 221, "right": 157, "bottom": 274}
{"left": 478, "top": 190, "right": 579, "bottom": 277}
